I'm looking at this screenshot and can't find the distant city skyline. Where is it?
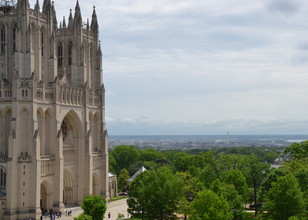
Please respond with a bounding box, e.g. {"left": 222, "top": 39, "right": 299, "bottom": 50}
{"left": 30, "top": 0, "right": 308, "bottom": 135}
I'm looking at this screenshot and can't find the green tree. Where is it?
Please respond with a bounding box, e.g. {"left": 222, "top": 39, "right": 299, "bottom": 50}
{"left": 264, "top": 151, "right": 279, "bottom": 163}
{"left": 194, "top": 165, "right": 217, "bottom": 188}
{"left": 189, "top": 189, "right": 232, "bottom": 220}
{"left": 109, "top": 153, "right": 116, "bottom": 174}
{"left": 173, "top": 152, "right": 204, "bottom": 172}
{"left": 111, "top": 145, "right": 141, "bottom": 174}
{"left": 117, "top": 168, "right": 130, "bottom": 191}
{"left": 221, "top": 169, "right": 248, "bottom": 198}
{"left": 261, "top": 168, "right": 287, "bottom": 198}
{"left": 127, "top": 166, "right": 183, "bottom": 220}
{"left": 266, "top": 174, "right": 305, "bottom": 220}
{"left": 81, "top": 195, "right": 107, "bottom": 220}
{"left": 245, "top": 155, "right": 269, "bottom": 216}
{"left": 288, "top": 217, "right": 300, "bottom": 220}
{"left": 210, "top": 179, "right": 244, "bottom": 218}
{"left": 176, "top": 172, "right": 202, "bottom": 220}
{"left": 74, "top": 214, "right": 92, "bottom": 220}
{"left": 294, "top": 168, "right": 308, "bottom": 194}
{"left": 140, "top": 149, "right": 165, "bottom": 162}
{"left": 284, "top": 141, "right": 308, "bottom": 159}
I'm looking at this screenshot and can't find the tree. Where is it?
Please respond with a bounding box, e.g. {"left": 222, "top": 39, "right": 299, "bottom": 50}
{"left": 111, "top": 145, "right": 141, "bottom": 174}
{"left": 81, "top": 195, "right": 107, "bottom": 220}
{"left": 127, "top": 166, "right": 184, "bottom": 220}
{"left": 189, "top": 189, "right": 232, "bottom": 220}
{"left": 264, "top": 151, "right": 279, "bottom": 163}
{"left": 245, "top": 155, "right": 269, "bottom": 216}
{"left": 117, "top": 168, "right": 130, "bottom": 191}
{"left": 140, "top": 149, "right": 165, "bottom": 162}
{"left": 74, "top": 214, "right": 92, "bottom": 220}
{"left": 176, "top": 172, "right": 202, "bottom": 220}
{"left": 173, "top": 152, "right": 204, "bottom": 172}
{"left": 108, "top": 153, "right": 116, "bottom": 174}
{"left": 266, "top": 174, "right": 305, "bottom": 220}
{"left": 210, "top": 179, "right": 244, "bottom": 219}
{"left": 284, "top": 141, "right": 308, "bottom": 159}
{"left": 221, "top": 169, "right": 248, "bottom": 198}
{"left": 261, "top": 168, "right": 287, "bottom": 198}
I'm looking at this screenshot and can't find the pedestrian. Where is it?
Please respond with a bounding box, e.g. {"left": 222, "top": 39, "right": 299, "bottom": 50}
{"left": 108, "top": 212, "right": 111, "bottom": 218}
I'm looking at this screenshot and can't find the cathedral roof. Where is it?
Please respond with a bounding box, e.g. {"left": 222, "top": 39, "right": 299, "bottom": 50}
{"left": 127, "top": 166, "right": 147, "bottom": 182}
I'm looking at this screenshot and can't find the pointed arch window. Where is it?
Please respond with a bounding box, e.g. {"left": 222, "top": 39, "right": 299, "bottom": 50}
{"left": 58, "top": 42, "right": 63, "bottom": 67}
{"left": 1, "top": 25, "right": 6, "bottom": 54}
{"left": 13, "top": 24, "right": 17, "bottom": 52}
{"left": 41, "top": 31, "right": 44, "bottom": 57}
{"left": 97, "top": 53, "right": 100, "bottom": 69}
{"left": 0, "top": 168, "right": 6, "bottom": 187}
{"left": 68, "top": 42, "right": 73, "bottom": 65}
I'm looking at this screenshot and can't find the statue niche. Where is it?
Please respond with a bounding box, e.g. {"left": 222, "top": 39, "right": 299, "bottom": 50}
{"left": 60, "top": 120, "right": 73, "bottom": 146}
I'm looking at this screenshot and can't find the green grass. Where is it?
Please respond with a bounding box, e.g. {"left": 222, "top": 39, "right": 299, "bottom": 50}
{"left": 242, "top": 212, "right": 268, "bottom": 220}
{"left": 109, "top": 196, "right": 128, "bottom": 202}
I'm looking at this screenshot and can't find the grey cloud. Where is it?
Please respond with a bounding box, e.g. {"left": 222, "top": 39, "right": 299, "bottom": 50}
{"left": 268, "top": 0, "right": 299, "bottom": 14}
{"left": 28, "top": 0, "right": 308, "bottom": 135}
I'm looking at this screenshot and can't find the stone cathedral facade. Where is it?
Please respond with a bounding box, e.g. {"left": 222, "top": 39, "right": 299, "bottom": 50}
{"left": 0, "top": 0, "right": 109, "bottom": 219}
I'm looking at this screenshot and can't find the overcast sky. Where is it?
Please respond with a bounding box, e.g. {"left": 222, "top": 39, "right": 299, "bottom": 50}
{"left": 30, "top": 0, "right": 308, "bottom": 135}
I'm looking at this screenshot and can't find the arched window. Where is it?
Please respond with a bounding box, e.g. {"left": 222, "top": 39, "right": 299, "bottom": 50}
{"left": 13, "top": 24, "right": 17, "bottom": 52}
{"left": 0, "top": 168, "right": 6, "bottom": 187}
{"left": 57, "top": 42, "right": 63, "bottom": 67}
{"left": 97, "top": 53, "right": 100, "bottom": 69}
{"left": 61, "top": 121, "right": 68, "bottom": 142}
{"left": 41, "top": 31, "right": 44, "bottom": 57}
{"left": 1, "top": 25, "right": 6, "bottom": 54}
{"left": 68, "top": 42, "right": 73, "bottom": 65}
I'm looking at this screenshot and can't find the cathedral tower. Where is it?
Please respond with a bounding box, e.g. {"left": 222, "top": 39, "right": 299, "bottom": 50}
{"left": 0, "top": 0, "right": 109, "bottom": 219}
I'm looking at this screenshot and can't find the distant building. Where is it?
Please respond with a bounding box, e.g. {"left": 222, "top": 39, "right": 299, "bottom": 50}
{"left": 0, "top": 0, "right": 108, "bottom": 219}
{"left": 271, "top": 153, "right": 291, "bottom": 168}
{"left": 109, "top": 172, "right": 117, "bottom": 197}
{"left": 127, "top": 166, "right": 147, "bottom": 184}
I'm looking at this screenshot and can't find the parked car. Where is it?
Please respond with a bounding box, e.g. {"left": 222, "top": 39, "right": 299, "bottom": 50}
{"left": 118, "top": 192, "right": 128, "bottom": 196}
{"left": 249, "top": 203, "right": 262, "bottom": 209}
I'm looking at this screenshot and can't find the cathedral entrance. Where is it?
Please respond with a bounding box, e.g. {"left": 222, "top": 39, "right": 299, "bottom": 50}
{"left": 40, "top": 182, "right": 51, "bottom": 212}
{"left": 40, "top": 184, "right": 47, "bottom": 210}
{"left": 63, "top": 170, "right": 73, "bottom": 204}
{"left": 61, "top": 111, "right": 82, "bottom": 205}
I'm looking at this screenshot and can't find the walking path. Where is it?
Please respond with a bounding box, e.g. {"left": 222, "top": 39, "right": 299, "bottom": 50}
{"left": 45, "top": 198, "right": 128, "bottom": 220}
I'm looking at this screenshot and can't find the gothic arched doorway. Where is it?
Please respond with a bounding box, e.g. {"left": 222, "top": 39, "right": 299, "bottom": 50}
{"left": 40, "top": 184, "right": 47, "bottom": 210}
{"left": 61, "top": 110, "right": 83, "bottom": 205}
{"left": 40, "top": 181, "right": 52, "bottom": 211}
{"left": 63, "top": 170, "right": 73, "bottom": 205}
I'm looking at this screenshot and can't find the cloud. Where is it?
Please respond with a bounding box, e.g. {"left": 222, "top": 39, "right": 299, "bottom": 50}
{"left": 268, "top": 0, "right": 300, "bottom": 14}
{"left": 28, "top": 0, "right": 308, "bottom": 135}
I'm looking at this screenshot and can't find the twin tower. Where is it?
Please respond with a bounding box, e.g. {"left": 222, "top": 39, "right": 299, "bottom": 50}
{"left": 0, "top": 0, "right": 109, "bottom": 219}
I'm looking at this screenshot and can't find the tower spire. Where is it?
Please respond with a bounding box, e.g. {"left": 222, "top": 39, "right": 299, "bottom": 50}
{"left": 51, "top": 1, "right": 57, "bottom": 28}
{"left": 62, "top": 16, "right": 66, "bottom": 28}
{"left": 68, "top": 9, "right": 73, "bottom": 27}
{"left": 42, "top": 0, "right": 51, "bottom": 14}
{"left": 16, "top": 0, "right": 29, "bottom": 14}
{"left": 34, "top": 0, "right": 40, "bottom": 11}
{"left": 91, "top": 6, "right": 99, "bottom": 33}
{"left": 73, "top": 0, "right": 82, "bottom": 27}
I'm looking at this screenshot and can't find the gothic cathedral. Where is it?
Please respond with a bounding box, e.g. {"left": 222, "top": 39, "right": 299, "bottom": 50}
{"left": 0, "top": 0, "right": 109, "bottom": 219}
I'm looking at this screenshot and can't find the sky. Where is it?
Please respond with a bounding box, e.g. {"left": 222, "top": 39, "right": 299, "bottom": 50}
{"left": 29, "top": 0, "right": 308, "bottom": 135}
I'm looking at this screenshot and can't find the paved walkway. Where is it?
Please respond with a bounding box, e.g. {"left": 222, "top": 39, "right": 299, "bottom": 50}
{"left": 44, "top": 198, "right": 129, "bottom": 220}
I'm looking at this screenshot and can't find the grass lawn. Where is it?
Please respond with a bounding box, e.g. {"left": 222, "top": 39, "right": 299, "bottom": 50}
{"left": 109, "top": 196, "right": 128, "bottom": 202}
{"left": 242, "top": 211, "right": 268, "bottom": 219}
